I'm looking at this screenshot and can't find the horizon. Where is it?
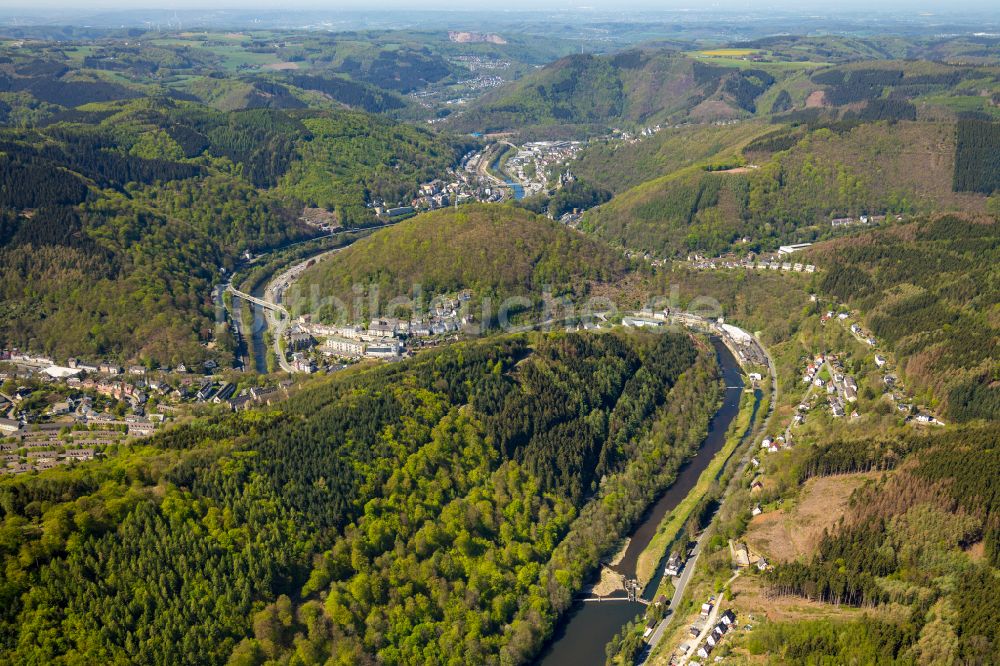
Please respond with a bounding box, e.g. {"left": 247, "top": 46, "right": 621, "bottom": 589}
{"left": 2, "top": 1, "right": 1000, "bottom": 15}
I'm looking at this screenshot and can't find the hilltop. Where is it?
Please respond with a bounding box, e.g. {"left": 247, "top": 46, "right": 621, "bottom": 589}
{"left": 294, "top": 204, "right": 631, "bottom": 322}
{"left": 445, "top": 49, "right": 797, "bottom": 135}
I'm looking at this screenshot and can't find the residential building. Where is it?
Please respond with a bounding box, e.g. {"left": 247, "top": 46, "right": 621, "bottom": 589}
{"left": 665, "top": 553, "right": 683, "bottom": 577}
{"left": 286, "top": 330, "right": 314, "bottom": 351}
{"left": 367, "top": 319, "right": 398, "bottom": 338}
{"left": 366, "top": 342, "right": 403, "bottom": 359}
{"left": 322, "top": 336, "right": 366, "bottom": 357}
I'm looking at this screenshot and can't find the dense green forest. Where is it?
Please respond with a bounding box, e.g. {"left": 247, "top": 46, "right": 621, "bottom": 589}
{"left": 279, "top": 112, "right": 472, "bottom": 222}
{"left": 815, "top": 215, "right": 999, "bottom": 422}
{"left": 293, "top": 204, "right": 631, "bottom": 323}
{"left": 0, "top": 330, "right": 721, "bottom": 664}
{"left": 953, "top": 117, "right": 1000, "bottom": 195}
{"left": 445, "top": 50, "right": 787, "bottom": 136}
{"left": 515, "top": 180, "right": 612, "bottom": 220}
{"left": 0, "top": 95, "right": 464, "bottom": 365}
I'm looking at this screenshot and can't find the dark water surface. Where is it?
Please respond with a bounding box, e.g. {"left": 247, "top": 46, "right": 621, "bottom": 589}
{"left": 535, "top": 339, "right": 749, "bottom": 665}
{"left": 247, "top": 282, "right": 270, "bottom": 374}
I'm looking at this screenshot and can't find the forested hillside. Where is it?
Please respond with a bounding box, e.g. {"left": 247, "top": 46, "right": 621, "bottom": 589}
{"left": 953, "top": 117, "right": 1000, "bottom": 195}
{"left": 581, "top": 120, "right": 988, "bottom": 257}
{"left": 0, "top": 330, "right": 721, "bottom": 665}
{"left": 0, "top": 97, "right": 466, "bottom": 365}
{"left": 294, "top": 204, "right": 631, "bottom": 322}
{"left": 445, "top": 49, "right": 789, "bottom": 136}
{"left": 569, "top": 121, "right": 771, "bottom": 195}
{"left": 757, "top": 423, "right": 1000, "bottom": 663}
{"left": 814, "top": 215, "right": 999, "bottom": 422}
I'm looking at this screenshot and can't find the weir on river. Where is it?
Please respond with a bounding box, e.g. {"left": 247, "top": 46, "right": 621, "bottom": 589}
{"left": 535, "top": 338, "right": 756, "bottom": 666}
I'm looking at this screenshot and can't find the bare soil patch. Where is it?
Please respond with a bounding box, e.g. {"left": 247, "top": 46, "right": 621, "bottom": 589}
{"left": 585, "top": 567, "right": 626, "bottom": 596}
{"left": 745, "top": 472, "right": 878, "bottom": 563}
{"left": 712, "top": 166, "right": 756, "bottom": 174}
{"left": 805, "top": 90, "right": 827, "bottom": 108}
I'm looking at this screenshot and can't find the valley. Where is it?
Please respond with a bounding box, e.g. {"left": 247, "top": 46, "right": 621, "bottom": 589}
{"left": 0, "top": 9, "right": 998, "bottom": 666}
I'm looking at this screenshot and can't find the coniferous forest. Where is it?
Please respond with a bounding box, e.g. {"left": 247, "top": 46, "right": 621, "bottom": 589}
{"left": 0, "top": 331, "right": 720, "bottom": 664}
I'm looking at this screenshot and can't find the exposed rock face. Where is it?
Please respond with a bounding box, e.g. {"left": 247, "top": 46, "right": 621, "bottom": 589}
{"left": 448, "top": 31, "right": 507, "bottom": 44}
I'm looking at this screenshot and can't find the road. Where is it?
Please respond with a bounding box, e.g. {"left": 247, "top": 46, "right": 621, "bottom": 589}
{"left": 217, "top": 224, "right": 391, "bottom": 374}
{"left": 640, "top": 522, "right": 712, "bottom": 657}
{"left": 676, "top": 572, "right": 740, "bottom": 666}
{"left": 636, "top": 319, "right": 779, "bottom": 665}
{"left": 474, "top": 144, "right": 512, "bottom": 198}
{"left": 226, "top": 285, "right": 294, "bottom": 373}
{"left": 786, "top": 360, "right": 822, "bottom": 443}
{"left": 262, "top": 245, "right": 350, "bottom": 373}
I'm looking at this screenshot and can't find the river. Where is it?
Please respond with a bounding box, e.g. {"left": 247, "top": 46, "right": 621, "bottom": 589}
{"left": 490, "top": 154, "right": 525, "bottom": 200}
{"left": 535, "top": 338, "right": 752, "bottom": 665}
{"left": 248, "top": 281, "right": 270, "bottom": 374}
{"left": 227, "top": 230, "right": 363, "bottom": 375}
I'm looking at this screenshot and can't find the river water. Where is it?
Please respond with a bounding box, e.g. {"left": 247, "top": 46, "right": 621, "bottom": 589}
{"left": 535, "top": 338, "right": 750, "bottom": 665}
{"left": 489, "top": 154, "right": 525, "bottom": 200}
{"left": 247, "top": 281, "right": 270, "bottom": 374}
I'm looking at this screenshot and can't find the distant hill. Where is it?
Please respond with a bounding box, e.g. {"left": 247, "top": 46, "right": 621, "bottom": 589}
{"left": 581, "top": 119, "right": 989, "bottom": 258}
{"left": 0, "top": 98, "right": 465, "bottom": 366}
{"left": 737, "top": 33, "right": 1000, "bottom": 66}
{"left": 760, "top": 59, "right": 1000, "bottom": 123}
{"left": 445, "top": 49, "right": 787, "bottom": 135}
{"left": 449, "top": 47, "right": 1000, "bottom": 138}
{"left": 570, "top": 121, "right": 772, "bottom": 194}
{"left": 294, "top": 204, "right": 630, "bottom": 322}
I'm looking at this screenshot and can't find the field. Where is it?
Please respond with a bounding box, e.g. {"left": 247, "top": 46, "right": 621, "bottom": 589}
{"left": 921, "top": 93, "right": 1000, "bottom": 117}
{"left": 688, "top": 51, "right": 830, "bottom": 72}
{"left": 699, "top": 49, "right": 760, "bottom": 57}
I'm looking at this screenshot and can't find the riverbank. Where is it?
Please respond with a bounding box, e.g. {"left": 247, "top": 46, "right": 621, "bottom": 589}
{"left": 635, "top": 386, "right": 760, "bottom": 587}
{"left": 537, "top": 338, "right": 744, "bottom": 666}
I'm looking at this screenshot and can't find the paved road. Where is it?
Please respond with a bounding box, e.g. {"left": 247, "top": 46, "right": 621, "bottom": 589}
{"left": 637, "top": 323, "right": 779, "bottom": 665}
{"left": 474, "top": 144, "right": 512, "bottom": 198}
{"left": 222, "top": 231, "right": 373, "bottom": 374}
{"left": 225, "top": 286, "right": 294, "bottom": 373}
{"left": 262, "top": 246, "right": 350, "bottom": 373}
{"left": 785, "top": 360, "right": 823, "bottom": 443}
{"left": 677, "top": 572, "right": 740, "bottom": 666}
{"left": 641, "top": 524, "right": 711, "bottom": 657}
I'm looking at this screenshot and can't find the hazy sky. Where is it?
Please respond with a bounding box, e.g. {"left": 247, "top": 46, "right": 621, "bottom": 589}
{"left": 4, "top": 0, "right": 1000, "bottom": 12}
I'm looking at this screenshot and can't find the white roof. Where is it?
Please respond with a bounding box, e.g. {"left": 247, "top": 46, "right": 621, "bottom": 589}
{"left": 720, "top": 324, "right": 753, "bottom": 344}
{"left": 43, "top": 366, "right": 82, "bottom": 379}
